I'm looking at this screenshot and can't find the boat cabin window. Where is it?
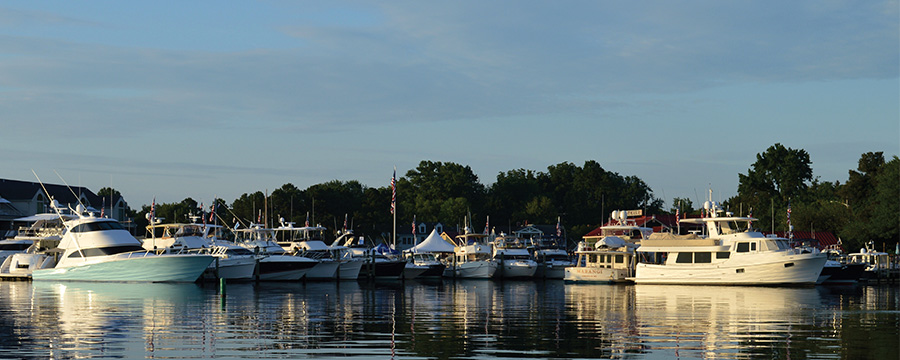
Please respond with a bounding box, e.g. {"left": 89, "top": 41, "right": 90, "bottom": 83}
{"left": 615, "top": 255, "right": 624, "bottom": 263}
{"left": 716, "top": 252, "right": 730, "bottom": 259}
{"left": 736, "top": 242, "right": 750, "bottom": 253}
{"left": 71, "top": 221, "right": 126, "bottom": 233}
{"left": 694, "top": 252, "right": 712, "bottom": 263}
{"left": 0, "top": 243, "right": 31, "bottom": 251}
{"left": 675, "top": 252, "right": 692, "bottom": 264}
{"left": 70, "top": 245, "right": 146, "bottom": 257}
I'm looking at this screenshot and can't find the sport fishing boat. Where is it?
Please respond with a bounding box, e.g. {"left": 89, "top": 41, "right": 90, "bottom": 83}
{"left": 632, "top": 198, "right": 826, "bottom": 285}
{"left": 31, "top": 203, "right": 215, "bottom": 282}
{"left": 565, "top": 211, "right": 648, "bottom": 283}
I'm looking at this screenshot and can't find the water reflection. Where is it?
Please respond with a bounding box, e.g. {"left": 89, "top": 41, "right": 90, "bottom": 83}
{"left": 0, "top": 280, "right": 896, "bottom": 359}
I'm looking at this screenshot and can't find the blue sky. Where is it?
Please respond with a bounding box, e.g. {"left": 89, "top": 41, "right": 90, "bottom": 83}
{"left": 1, "top": 1, "right": 897, "bottom": 212}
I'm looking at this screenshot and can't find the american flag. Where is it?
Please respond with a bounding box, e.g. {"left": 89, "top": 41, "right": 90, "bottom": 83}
{"left": 390, "top": 168, "right": 396, "bottom": 215}
{"left": 305, "top": 212, "right": 310, "bottom": 227}
{"left": 101, "top": 197, "right": 105, "bottom": 218}
{"left": 675, "top": 208, "right": 679, "bottom": 224}
{"left": 150, "top": 197, "right": 156, "bottom": 220}
{"left": 343, "top": 213, "right": 348, "bottom": 232}
{"left": 787, "top": 200, "right": 792, "bottom": 239}
{"left": 556, "top": 217, "right": 561, "bottom": 237}
{"left": 412, "top": 215, "right": 416, "bottom": 236}
{"left": 483, "top": 216, "right": 489, "bottom": 235}
{"left": 209, "top": 202, "right": 216, "bottom": 224}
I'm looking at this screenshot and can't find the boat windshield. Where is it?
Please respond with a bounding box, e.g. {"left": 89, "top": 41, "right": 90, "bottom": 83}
{"left": 71, "top": 221, "right": 126, "bottom": 233}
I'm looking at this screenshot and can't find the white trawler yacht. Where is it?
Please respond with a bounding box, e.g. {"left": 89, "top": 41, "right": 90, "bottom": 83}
{"left": 30, "top": 202, "right": 215, "bottom": 282}
{"left": 565, "top": 211, "right": 647, "bottom": 283}
{"left": 633, "top": 197, "right": 826, "bottom": 285}
{"left": 448, "top": 230, "right": 498, "bottom": 279}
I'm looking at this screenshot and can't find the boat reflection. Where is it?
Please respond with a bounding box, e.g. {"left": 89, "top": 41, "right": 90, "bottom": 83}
{"left": 632, "top": 284, "right": 823, "bottom": 358}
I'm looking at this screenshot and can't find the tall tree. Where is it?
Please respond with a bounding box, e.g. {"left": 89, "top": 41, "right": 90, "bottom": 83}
{"left": 738, "top": 143, "right": 813, "bottom": 206}
{"left": 404, "top": 161, "right": 485, "bottom": 223}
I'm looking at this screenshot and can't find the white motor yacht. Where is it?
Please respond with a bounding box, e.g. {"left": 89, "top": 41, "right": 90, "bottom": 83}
{"left": 273, "top": 222, "right": 342, "bottom": 280}
{"left": 447, "top": 231, "right": 498, "bottom": 279}
{"left": 633, "top": 198, "right": 826, "bottom": 285}
{"left": 491, "top": 235, "right": 537, "bottom": 278}
{"left": 0, "top": 212, "right": 71, "bottom": 279}
{"left": 565, "top": 212, "right": 647, "bottom": 283}
{"left": 30, "top": 203, "right": 214, "bottom": 282}
{"left": 235, "top": 225, "right": 318, "bottom": 281}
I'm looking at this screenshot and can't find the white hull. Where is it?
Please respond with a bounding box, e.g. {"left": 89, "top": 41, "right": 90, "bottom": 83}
{"left": 536, "top": 262, "right": 571, "bottom": 279}
{"left": 204, "top": 257, "right": 257, "bottom": 281}
{"left": 495, "top": 260, "right": 537, "bottom": 278}
{"left": 633, "top": 254, "right": 826, "bottom": 285}
{"left": 305, "top": 260, "right": 340, "bottom": 280}
{"left": 564, "top": 266, "right": 630, "bottom": 283}
{"left": 450, "top": 260, "right": 497, "bottom": 279}
{"left": 32, "top": 254, "right": 215, "bottom": 282}
{"left": 337, "top": 259, "right": 364, "bottom": 280}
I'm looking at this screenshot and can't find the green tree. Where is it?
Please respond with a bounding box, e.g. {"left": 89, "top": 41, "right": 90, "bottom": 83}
{"left": 405, "top": 161, "right": 485, "bottom": 222}
{"left": 735, "top": 144, "right": 813, "bottom": 232}
{"left": 670, "top": 197, "right": 694, "bottom": 215}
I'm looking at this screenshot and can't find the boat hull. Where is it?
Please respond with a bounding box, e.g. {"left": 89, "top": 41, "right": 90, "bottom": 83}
{"left": 305, "top": 260, "right": 340, "bottom": 280}
{"left": 633, "top": 254, "right": 826, "bottom": 285}
{"left": 257, "top": 255, "right": 316, "bottom": 281}
{"left": 495, "top": 260, "right": 538, "bottom": 278}
{"left": 203, "top": 257, "right": 257, "bottom": 281}
{"left": 337, "top": 259, "right": 364, "bottom": 280}
{"left": 31, "top": 254, "right": 215, "bottom": 282}
{"left": 449, "top": 260, "right": 498, "bottom": 279}
{"left": 564, "top": 266, "right": 631, "bottom": 283}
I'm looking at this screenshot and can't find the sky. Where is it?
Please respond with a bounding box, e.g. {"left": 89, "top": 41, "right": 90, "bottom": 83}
{"left": 1, "top": 1, "right": 898, "bottom": 212}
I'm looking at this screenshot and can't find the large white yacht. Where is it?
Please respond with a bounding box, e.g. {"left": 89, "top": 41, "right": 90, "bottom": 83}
{"left": 632, "top": 199, "right": 826, "bottom": 285}
{"left": 447, "top": 231, "right": 498, "bottom": 279}
{"left": 565, "top": 211, "right": 647, "bottom": 283}
{"left": 30, "top": 203, "right": 215, "bottom": 282}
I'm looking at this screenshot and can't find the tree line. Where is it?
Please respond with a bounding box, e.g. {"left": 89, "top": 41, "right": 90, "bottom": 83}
{"left": 117, "top": 145, "right": 897, "bottom": 253}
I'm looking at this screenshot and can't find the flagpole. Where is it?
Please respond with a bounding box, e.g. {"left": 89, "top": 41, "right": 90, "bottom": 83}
{"left": 392, "top": 167, "right": 397, "bottom": 249}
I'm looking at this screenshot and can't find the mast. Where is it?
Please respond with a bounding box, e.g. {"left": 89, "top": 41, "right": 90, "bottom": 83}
{"left": 391, "top": 167, "right": 397, "bottom": 249}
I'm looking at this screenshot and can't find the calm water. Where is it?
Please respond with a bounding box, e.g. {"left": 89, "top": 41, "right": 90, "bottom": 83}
{"left": 0, "top": 279, "right": 896, "bottom": 359}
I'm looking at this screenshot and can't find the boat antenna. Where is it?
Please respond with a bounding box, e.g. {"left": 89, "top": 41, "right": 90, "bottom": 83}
{"left": 33, "top": 170, "right": 86, "bottom": 260}
{"left": 52, "top": 169, "right": 90, "bottom": 215}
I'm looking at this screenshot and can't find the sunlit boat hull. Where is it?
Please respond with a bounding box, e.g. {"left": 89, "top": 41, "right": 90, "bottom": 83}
{"left": 633, "top": 254, "right": 826, "bottom": 285}
{"left": 32, "top": 254, "right": 215, "bottom": 282}
{"left": 565, "top": 266, "right": 631, "bottom": 283}
{"left": 203, "top": 257, "right": 257, "bottom": 281}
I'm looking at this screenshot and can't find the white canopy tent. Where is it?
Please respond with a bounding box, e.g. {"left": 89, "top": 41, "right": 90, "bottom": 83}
{"left": 405, "top": 229, "right": 455, "bottom": 253}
